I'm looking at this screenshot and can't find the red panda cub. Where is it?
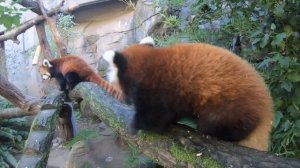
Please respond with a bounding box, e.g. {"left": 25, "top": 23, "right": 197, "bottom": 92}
{"left": 103, "top": 37, "right": 273, "bottom": 151}
{"left": 39, "top": 56, "right": 123, "bottom": 100}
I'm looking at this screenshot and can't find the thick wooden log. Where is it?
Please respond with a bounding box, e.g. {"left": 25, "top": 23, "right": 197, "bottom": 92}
{"left": 70, "top": 82, "right": 300, "bottom": 168}
{"left": 17, "top": 91, "right": 65, "bottom": 168}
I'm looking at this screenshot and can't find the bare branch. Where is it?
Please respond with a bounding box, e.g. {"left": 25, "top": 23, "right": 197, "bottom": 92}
{"left": 0, "top": 108, "right": 37, "bottom": 119}
{"left": 37, "top": 0, "right": 68, "bottom": 56}
{"left": 14, "top": 0, "right": 42, "bottom": 14}
{"left": 35, "top": 22, "right": 53, "bottom": 59}
{"left": 99, "top": 12, "right": 161, "bottom": 38}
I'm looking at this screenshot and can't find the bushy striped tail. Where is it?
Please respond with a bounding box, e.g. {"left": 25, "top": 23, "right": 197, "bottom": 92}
{"left": 88, "top": 74, "right": 124, "bottom": 101}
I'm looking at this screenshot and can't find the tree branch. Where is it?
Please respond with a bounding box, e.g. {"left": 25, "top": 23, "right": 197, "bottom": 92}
{"left": 0, "top": 1, "right": 79, "bottom": 43}
{"left": 0, "top": 74, "right": 41, "bottom": 117}
{"left": 0, "top": 108, "right": 37, "bottom": 119}
{"left": 37, "top": 0, "right": 68, "bottom": 56}
{"left": 70, "top": 82, "right": 300, "bottom": 168}
{"left": 35, "top": 22, "right": 53, "bottom": 60}
{"left": 0, "top": 15, "right": 45, "bottom": 44}
{"left": 14, "top": 0, "right": 42, "bottom": 14}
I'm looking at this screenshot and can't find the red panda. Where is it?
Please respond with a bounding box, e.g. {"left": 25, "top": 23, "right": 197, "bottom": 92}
{"left": 103, "top": 37, "right": 274, "bottom": 151}
{"left": 39, "top": 56, "right": 123, "bottom": 100}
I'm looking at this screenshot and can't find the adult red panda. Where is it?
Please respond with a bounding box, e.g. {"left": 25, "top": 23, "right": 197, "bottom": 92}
{"left": 103, "top": 37, "right": 274, "bottom": 151}
{"left": 39, "top": 56, "right": 123, "bottom": 100}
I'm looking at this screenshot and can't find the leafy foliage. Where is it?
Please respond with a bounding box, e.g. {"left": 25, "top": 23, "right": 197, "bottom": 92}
{"left": 0, "top": 0, "right": 27, "bottom": 30}
{"left": 0, "top": 97, "right": 30, "bottom": 167}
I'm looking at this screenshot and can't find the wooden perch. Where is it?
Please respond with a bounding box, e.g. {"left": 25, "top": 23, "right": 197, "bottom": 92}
{"left": 70, "top": 82, "right": 300, "bottom": 168}
{"left": 0, "top": 74, "right": 41, "bottom": 118}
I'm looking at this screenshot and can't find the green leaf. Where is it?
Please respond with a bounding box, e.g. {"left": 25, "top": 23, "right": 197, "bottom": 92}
{"left": 251, "top": 38, "right": 261, "bottom": 45}
{"left": 294, "top": 120, "right": 300, "bottom": 129}
{"left": 292, "top": 85, "right": 300, "bottom": 106}
{"left": 177, "top": 118, "right": 198, "bottom": 129}
{"left": 271, "top": 33, "right": 287, "bottom": 47}
{"left": 280, "top": 80, "right": 292, "bottom": 92}
{"left": 287, "top": 72, "right": 300, "bottom": 82}
{"left": 283, "top": 120, "right": 290, "bottom": 132}
{"left": 273, "top": 111, "right": 283, "bottom": 128}
{"left": 260, "top": 34, "right": 270, "bottom": 48}
{"left": 278, "top": 56, "right": 290, "bottom": 68}
{"left": 274, "top": 4, "right": 285, "bottom": 18}
{"left": 258, "top": 58, "right": 271, "bottom": 68}
{"left": 0, "top": 14, "right": 13, "bottom": 30}
{"left": 271, "top": 23, "right": 276, "bottom": 30}
{"left": 0, "top": 147, "right": 17, "bottom": 167}
{"left": 284, "top": 25, "right": 293, "bottom": 37}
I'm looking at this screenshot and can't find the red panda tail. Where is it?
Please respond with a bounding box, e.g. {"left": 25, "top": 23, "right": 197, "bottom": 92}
{"left": 87, "top": 74, "right": 124, "bottom": 101}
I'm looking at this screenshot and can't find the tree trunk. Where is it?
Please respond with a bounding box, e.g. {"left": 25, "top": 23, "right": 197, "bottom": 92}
{"left": 70, "top": 82, "right": 300, "bottom": 168}
{"left": 0, "top": 37, "right": 7, "bottom": 79}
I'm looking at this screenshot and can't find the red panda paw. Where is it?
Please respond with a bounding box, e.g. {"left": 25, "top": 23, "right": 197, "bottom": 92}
{"left": 111, "top": 89, "right": 125, "bottom": 102}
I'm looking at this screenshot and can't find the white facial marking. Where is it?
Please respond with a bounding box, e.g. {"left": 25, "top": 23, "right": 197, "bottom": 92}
{"left": 139, "top": 36, "right": 155, "bottom": 46}
{"left": 103, "top": 50, "right": 119, "bottom": 84}
{"left": 42, "top": 74, "right": 50, "bottom": 80}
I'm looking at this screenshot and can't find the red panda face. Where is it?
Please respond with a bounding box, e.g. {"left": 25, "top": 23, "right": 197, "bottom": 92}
{"left": 39, "top": 59, "right": 52, "bottom": 80}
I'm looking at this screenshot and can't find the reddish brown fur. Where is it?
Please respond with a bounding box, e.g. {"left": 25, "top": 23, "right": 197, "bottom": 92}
{"left": 40, "top": 56, "right": 123, "bottom": 100}
{"left": 117, "top": 43, "right": 273, "bottom": 151}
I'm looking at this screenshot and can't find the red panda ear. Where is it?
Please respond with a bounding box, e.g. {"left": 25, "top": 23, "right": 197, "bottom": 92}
{"left": 139, "top": 36, "right": 155, "bottom": 47}
{"left": 42, "top": 59, "right": 53, "bottom": 67}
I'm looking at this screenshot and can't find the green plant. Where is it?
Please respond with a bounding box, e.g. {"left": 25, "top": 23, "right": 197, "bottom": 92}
{"left": 161, "top": 14, "right": 180, "bottom": 28}
{"left": 0, "top": 0, "right": 27, "bottom": 30}
{"left": 119, "top": 0, "right": 136, "bottom": 11}
{"left": 64, "top": 129, "right": 99, "bottom": 149}
{"left": 0, "top": 98, "right": 30, "bottom": 167}
{"left": 126, "top": 143, "right": 149, "bottom": 168}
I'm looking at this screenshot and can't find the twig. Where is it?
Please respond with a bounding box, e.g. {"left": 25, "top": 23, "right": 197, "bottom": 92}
{"left": 99, "top": 12, "right": 161, "bottom": 38}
